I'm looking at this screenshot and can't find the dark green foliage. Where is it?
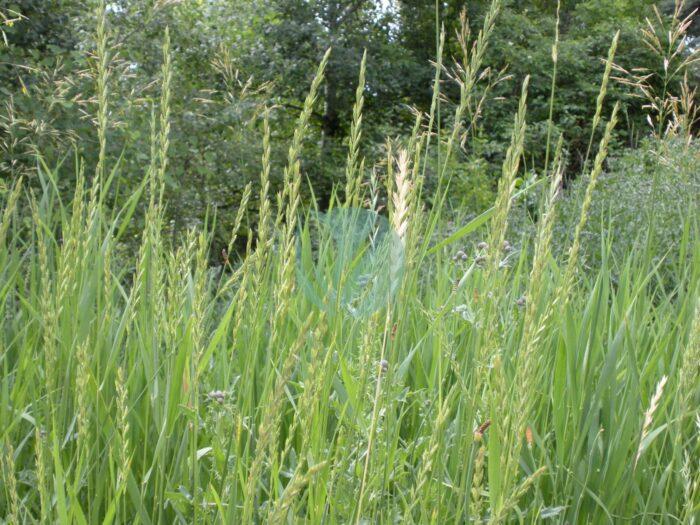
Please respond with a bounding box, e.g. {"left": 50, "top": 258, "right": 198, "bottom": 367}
{"left": 1, "top": 0, "right": 698, "bottom": 244}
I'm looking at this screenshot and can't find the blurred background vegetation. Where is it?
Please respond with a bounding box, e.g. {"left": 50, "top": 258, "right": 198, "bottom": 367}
{"left": 1, "top": 0, "right": 698, "bottom": 258}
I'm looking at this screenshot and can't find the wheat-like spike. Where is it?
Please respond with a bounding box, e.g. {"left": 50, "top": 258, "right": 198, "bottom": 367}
{"left": 147, "top": 105, "right": 159, "bottom": 207}
{"left": 680, "top": 298, "right": 700, "bottom": 410}
{"left": 486, "top": 76, "right": 529, "bottom": 276}
{"left": 274, "top": 49, "right": 330, "bottom": 314}
{"left": 559, "top": 103, "right": 619, "bottom": 306}
{"left": 115, "top": 365, "right": 132, "bottom": 495}
{"left": 543, "top": 0, "right": 561, "bottom": 174}
{"left": 492, "top": 467, "right": 547, "bottom": 523}
{"left": 31, "top": 194, "right": 58, "bottom": 403}
{"left": 158, "top": 26, "right": 172, "bottom": 205}
{"left": 680, "top": 448, "right": 700, "bottom": 525}
{"left": 254, "top": 62, "right": 331, "bottom": 513}
{"left": 94, "top": 0, "right": 109, "bottom": 189}
{"left": 75, "top": 339, "right": 91, "bottom": 454}
{"left": 270, "top": 325, "right": 329, "bottom": 522}
{"left": 34, "top": 427, "right": 50, "bottom": 523}
{"left": 676, "top": 296, "right": 700, "bottom": 482}
{"left": 469, "top": 444, "right": 487, "bottom": 521}
{"left": 242, "top": 314, "right": 316, "bottom": 524}
{"left": 269, "top": 460, "right": 328, "bottom": 525}
{"left": 276, "top": 49, "right": 331, "bottom": 234}
{"left": 505, "top": 138, "right": 565, "bottom": 483}
{"left": 226, "top": 239, "right": 252, "bottom": 336}
{"left": 2, "top": 438, "right": 20, "bottom": 523}
{"left": 584, "top": 31, "right": 619, "bottom": 170}
{"left": 635, "top": 375, "right": 668, "bottom": 468}
{"left": 102, "top": 222, "right": 114, "bottom": 325}
{"left": 406, "top": 387, "right": 457, "bottom": 519}
{"left": 276, "top": 322, "right": 329, "bottom": 468}
{"left": 226, "top": 182, "right": 253, "bottom": 257}
{"left": 56, "top": 173, "right": 86, "bottom": 336}
{"left": 391, "top": 149, "right": 412, "bottom": 243}
{"left": 355, "top": 306, "right": 395, "bottom": 525}
{"left": 0, "top": 175, "right": 22, "bottom": 248}
{"left": 85, "top": 0, "right": 111, "bottom": 261}
{"left": 256, "top": 109, "right": 272, "bottom": 258}
{"left": 467, "top": 81, "right": 529, "bottom": 499}
{"left": 345, "top": 50, "right": 367, "bottom": 207}
{"left": 189, "top": 231, "right": 209, "bottom": 519}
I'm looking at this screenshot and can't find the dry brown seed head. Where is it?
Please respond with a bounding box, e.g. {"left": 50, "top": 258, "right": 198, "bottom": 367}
{"left": 525, "top": 426, "right": 533, "bottom": 448}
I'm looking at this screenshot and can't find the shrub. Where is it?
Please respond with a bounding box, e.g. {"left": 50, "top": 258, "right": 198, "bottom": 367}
{"left": 554, "top": 137, "right": 699, "bottom": 284}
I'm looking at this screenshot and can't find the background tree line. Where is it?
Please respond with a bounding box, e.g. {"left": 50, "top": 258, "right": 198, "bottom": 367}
{"left": 1, "top": 0, "right": 698, "bottom": 252}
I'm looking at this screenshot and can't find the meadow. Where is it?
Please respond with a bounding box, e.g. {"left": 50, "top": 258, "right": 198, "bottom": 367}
{"left": 1, "top": 1, "right": 699, "bottom": 523}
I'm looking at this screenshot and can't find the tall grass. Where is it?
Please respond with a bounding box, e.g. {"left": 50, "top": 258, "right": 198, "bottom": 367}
{"left": 0, "top": 4, "right": 699, "bottom": 524}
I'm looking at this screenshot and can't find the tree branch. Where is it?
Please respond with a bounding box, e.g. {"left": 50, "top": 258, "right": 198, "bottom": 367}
{"left": 337, "top": 0, "right": 367, "bottom": 27}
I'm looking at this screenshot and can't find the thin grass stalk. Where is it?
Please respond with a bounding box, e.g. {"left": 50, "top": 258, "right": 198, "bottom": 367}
{"left": 543, "top": 0, "right": 561, "bottom": 174}
{"left": 404, "top": 386, "right": 458, "bottom": 522}
{"left": 226, "top": 182, "right": 252, "bottom": 259}
{"left": 115, "top": 364, "right": 131, "bottom": 521}
{"left": 679, "top": 298, "right": 700, "bottom": 424}
{"left": 248, "top": 58, "right": 329, "bottom": 519}
{"left": 0, "top": 176, "right": 22, "bottom": 248}
{"left": 501, "top": 139, "right": 565, "bottom": 496}
{"left": 436, "top": 1, "right": 501, "bottom": 194}
{"left": 418, "top": 27, "right": 444, "bottom": 182}
{"left": 270, "top": 50, "right": 330, "bottom": 344}
{"left": 269, "top": 323, "right": 328, "bottom": 522}
{"left": 94, "top": 0, "right": 109, "bottom": 190}
{"left": 73, "top": 340, "right": 91, "bottom": 491}
{"left": 31, "top": 194, "right": 58, "bottom": 408}
{"left": 677, "top": 298, "right": 700, "bottom": 516}
{"left": 34, "top": 428, "right": 49, "bottom": 523}
{"left": 2, "top": 439, "right": 20, "bottom": 523}
{"left": 486, "top": 76, "right": 529, "bottom": 273}
{"left": 559, "top": 103, "right": 620, "bottom": 306}
{"left": 190, "top": 231, "right": 209, "bottom": 521}
{"left": 242, "top": 314, "right": 316, "bottom": 523}
{"left": 345, "top": 50, "right": 366, "bottom": 207}
{"left": 158, "top": 26, "right": 172, "bottom": 205}
{"left": 470, "top": 76, "right": 528, "bottom": 515}
{"left": 583, "top": 31, "right": 619, "bottom": 171}
{"left": 355, "top": 304, "right": 393, "bottom": 525}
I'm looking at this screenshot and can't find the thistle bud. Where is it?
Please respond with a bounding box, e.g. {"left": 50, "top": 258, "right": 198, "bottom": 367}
{"left": 379, "top": 359, "right": 389, "bottom": 374}
{"left": 452, "top": 250, "right": 467, "bottom": 262}
{"left": 207, "top": 390, "right": 226, "bottom": 403}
